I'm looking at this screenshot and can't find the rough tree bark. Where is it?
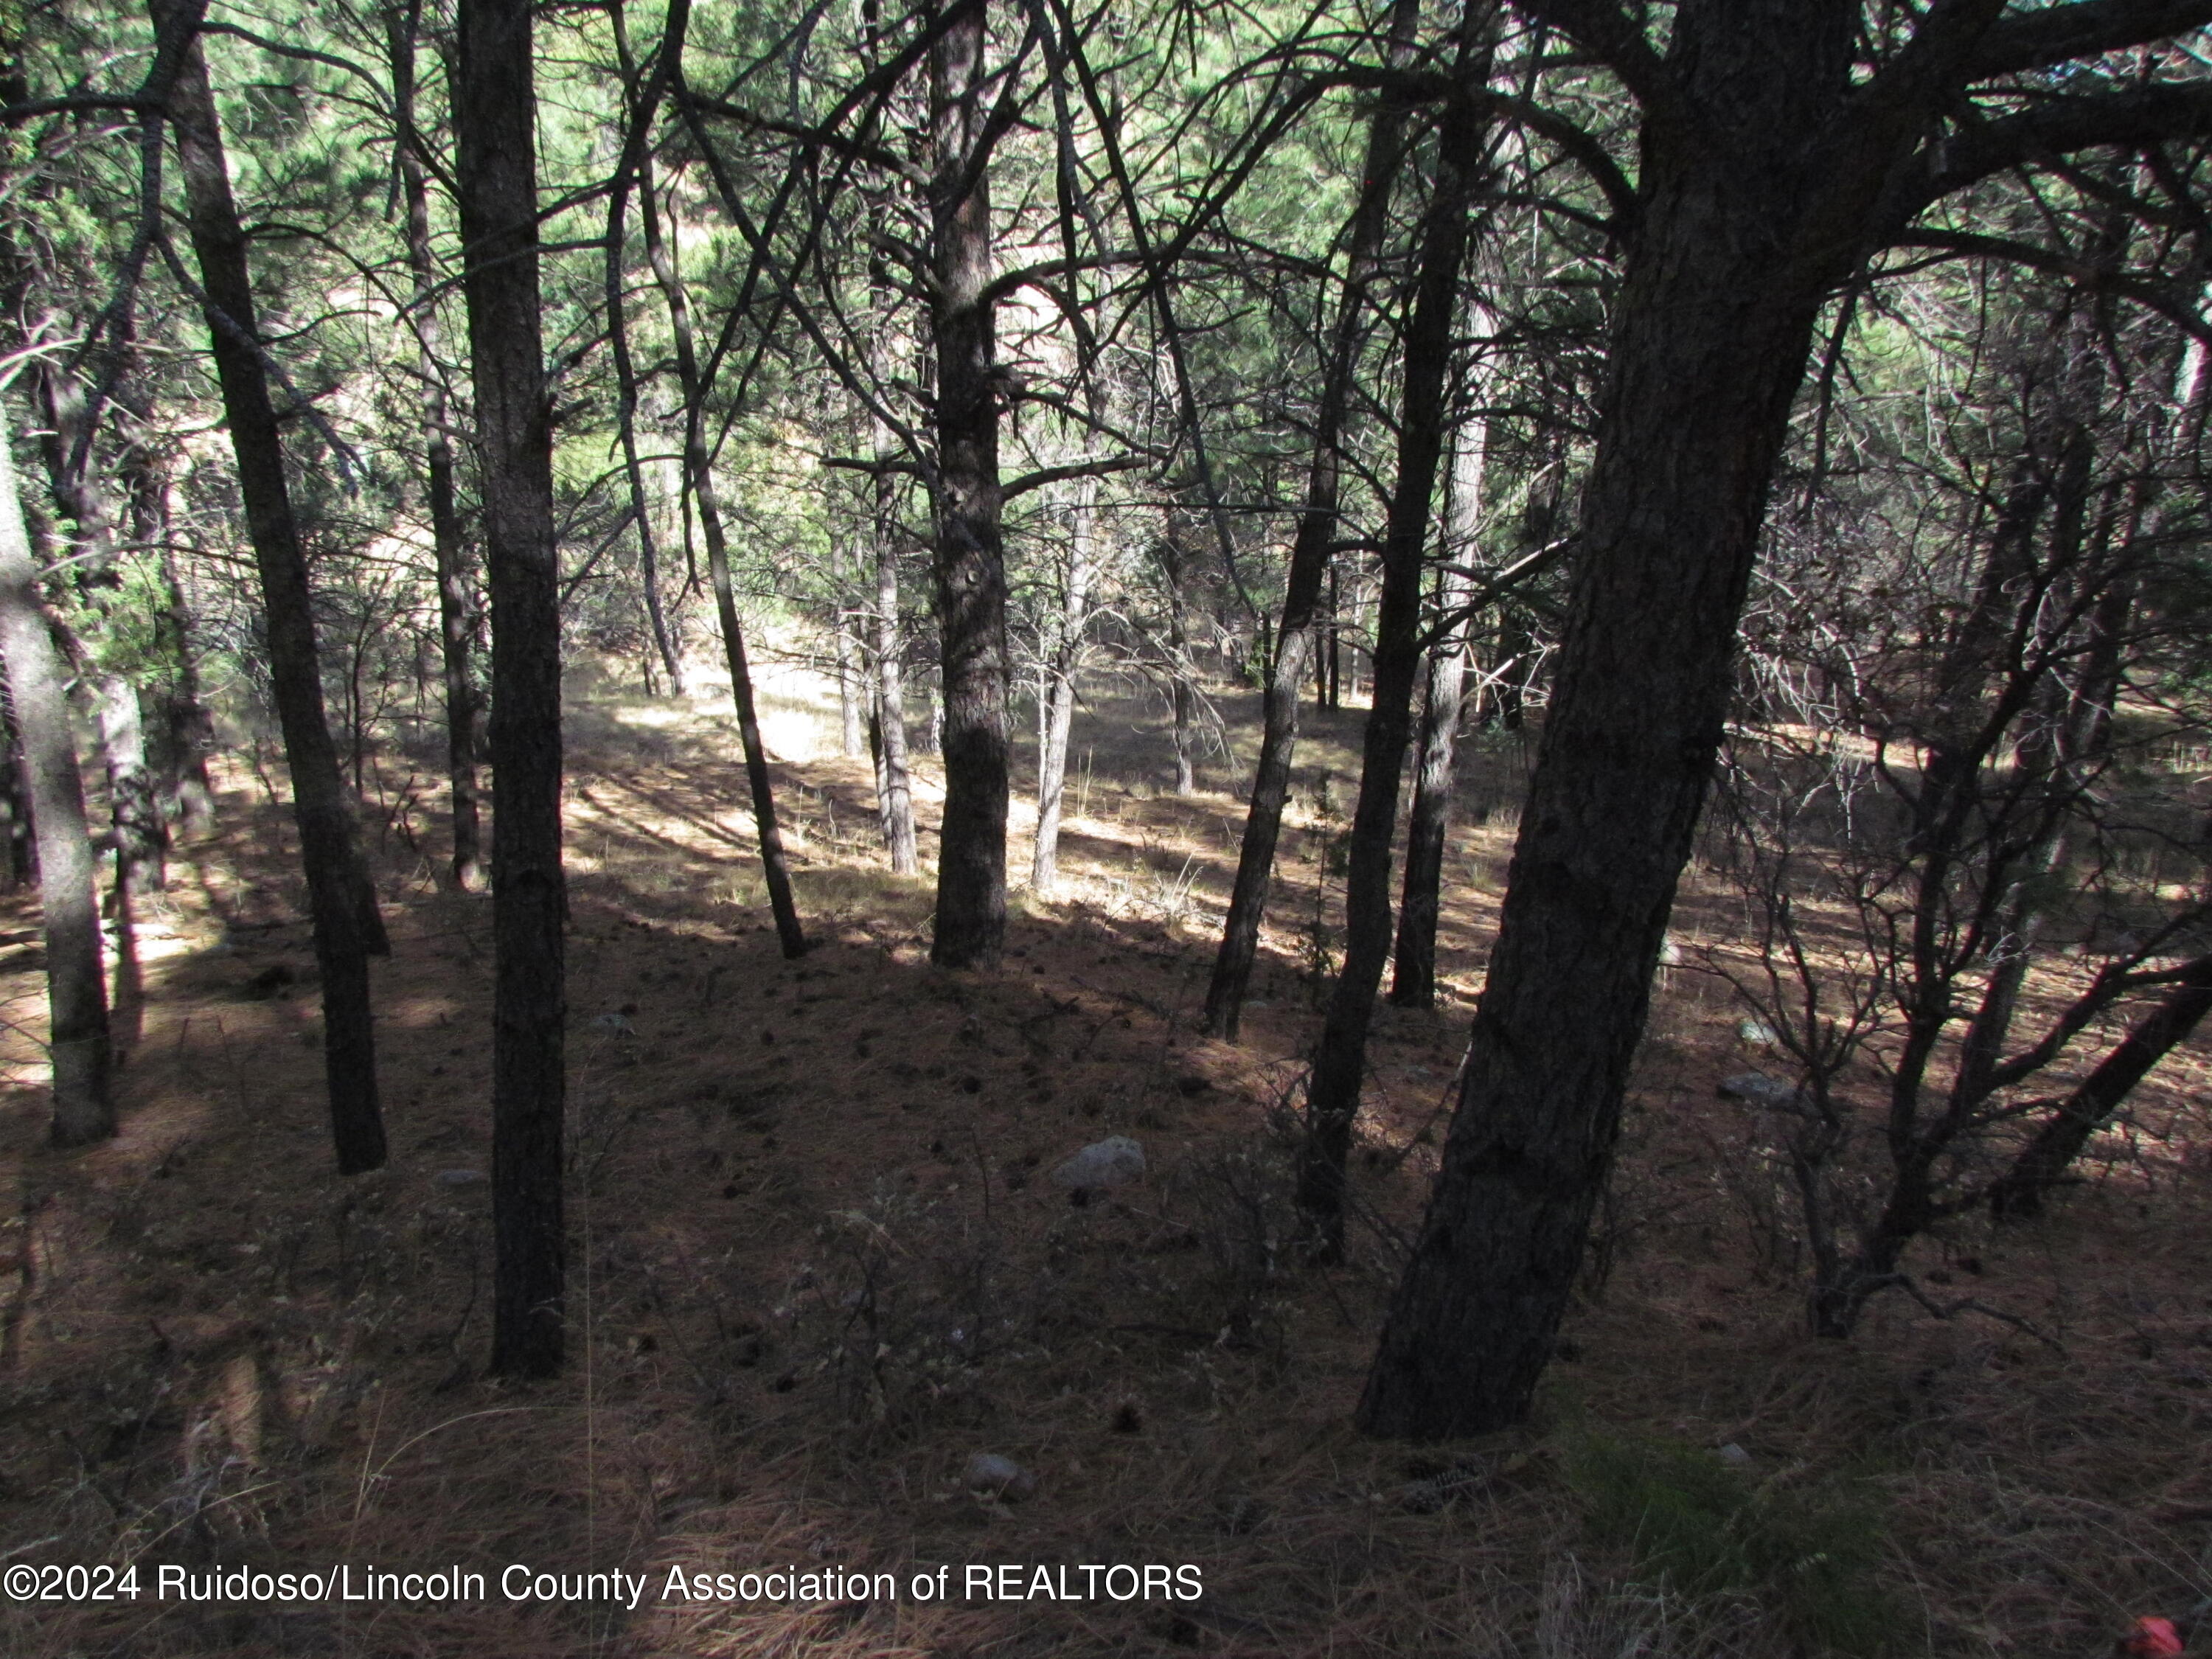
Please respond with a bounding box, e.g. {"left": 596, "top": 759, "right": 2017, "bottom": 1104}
{"left": 1203, "top": 0, "right": 1420, "bottom": 1038}
{"left": 1295, "top": 40, "right": 1487, "bottom": 1259}
{"left": 1356, "top": 0, "right": 2212, "bottom": 1439}
{"left": 161, "top": 0, "right": 388, "bottom": 1173}
{"left": 926, "top": 0, "right": 1012, "bottom": 970}
{"left": 0, "top": 409, "right": 111, "bottom": 1144}
{"left": 387, "top": 0, "right": 482, "bottom": 890}
{"left": 456, "top": 0, "right": 566, "bottom": 1376}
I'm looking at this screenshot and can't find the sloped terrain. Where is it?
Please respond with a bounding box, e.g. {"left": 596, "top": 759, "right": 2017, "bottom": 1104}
{"left": 1, "top": 676, "right": 2208, "bottom": 1658}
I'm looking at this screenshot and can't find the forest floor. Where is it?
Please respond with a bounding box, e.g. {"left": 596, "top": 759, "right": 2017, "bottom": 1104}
{"left": 1, "top": 660, "right": 2209, "bottom": 1658}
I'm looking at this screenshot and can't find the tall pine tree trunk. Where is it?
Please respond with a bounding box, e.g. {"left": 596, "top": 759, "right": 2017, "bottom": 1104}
{"left": 1295, "top": 46, "right": 1486, "bottom": 1258}
{"left": 457, "top": 0, "right": 566, "bottom": 1376}
{"left": 927, "top": 0, "right": 1011, "bottom": 970}
{"left": 387, "top": 0, "right": 482, "bottom": 890}
{"left": 1359, "top": 1, "right": 1922, "bottom": 1439}
{"left": 1203, "top": 0, "right": 1419, "bottom": 1037}
{"left": 161, "top": 0, "right": 387, "bottom": 1173}
{"left": 0, "top": 409, "right": 110, "bottom": 1144}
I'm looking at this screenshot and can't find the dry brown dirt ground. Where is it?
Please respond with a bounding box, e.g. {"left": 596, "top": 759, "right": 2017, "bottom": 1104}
{"left": 0, "top": 677, "right": 2208, "bottom": 1658}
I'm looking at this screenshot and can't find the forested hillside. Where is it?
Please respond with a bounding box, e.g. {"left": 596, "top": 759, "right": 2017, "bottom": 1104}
{"left": 3, "top": 1, "right": 2212, "bottom": 1654}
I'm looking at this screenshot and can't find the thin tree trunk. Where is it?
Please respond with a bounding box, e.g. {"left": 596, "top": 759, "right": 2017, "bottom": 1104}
{"left": 604, "top": 133, "right": 683, "bottom": 699}
{"left": 96, "top": 675, "right": 163, "bottom": 895}
{"left": 1988, "top": 953, "right": 2212, "bottom": 1222}
{"left": 708, "top": 547, "right": 808, "bottom": 958}
{"left": 0, "top": 692, "right": 34, "bottom": 888}
{"left": 927, "top": 0, "right": 1010, "bottom": 970}
{"left": 1360, "top": 4, "right": 1910, "bottom": 1440}
{"left": 831, "top": 539, "right": 861, "bottom": 756}
{"left": 457, "top": 0, "right": 566, "bottom": 1376}
{"left": 1390, "top": 407, "right": 1488, "bottom": 1006}
{"left": 863, "top": 246, "right": 919, "bottom": 872}
{"left": 160, "top": 0, "right": 386, "bottom": 1174}
{"left": 633, "top": 136, "right": 807, "bottom": 959}
{"left": 1164, "top": 532, "right": 1197, "bottom": 796}
{"left": 872, "top": 463, "right": 917, "bottom": 874}
{"left": 1295, "top": 44, "right": 1487, "bottom": 1259}
{"left": 130, "top": 450, "right": 217, "bottom": 835}
{"left": 387, "top": 0, "right": 482, "bottom": 890}
{"left": 1327, "top": 566, "right": 1343, "bottom": 708}
{"left": 1203, "top": 0, "right": 1419, "bottom": 1039}
{"left": 602, "top": 0, "right": 684, "bottom": 700}
{"left": 1032, "top": 478, "right": 1095, "bottom": 895}
{"left": 31, "top": 358, "right": 169, "bottom": 894}
{"left": 0, "top": 409, "right": 111, "bottom": 1144}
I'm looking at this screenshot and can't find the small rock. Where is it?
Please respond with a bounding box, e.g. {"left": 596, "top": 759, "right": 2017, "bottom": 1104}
{"left": 1052, "top": 1135, "right": 1145, "bottom": 1192}
{"left": 591, "top": 1012, "right": 637, "bottom": 1036}
{"left": 1738, "top": 1019, "right": 1779, "bottom": 1046}
{"left": 963, "top": 1453, "right": 1036, "bottom": 1500}
{"left": 1717, "top": 1443, "right": 1753, "bottom": 1468}
{"left": 434, "top": 1169, "right": 487, "bottom": 1188}
{"left": 1658, "top": 935, "right": 1684, "bottom": 967}
{"left": 1717, "top": 1071, "right": 1811, "bottom": 1113}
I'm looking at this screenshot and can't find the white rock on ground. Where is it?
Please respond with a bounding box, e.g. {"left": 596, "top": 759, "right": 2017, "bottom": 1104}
{"left": 1051, "top": 1136, "right": 1145, "bottom": 1192}
{"left": 963, "top": 1453, "right": 1037, "bottom": 1500}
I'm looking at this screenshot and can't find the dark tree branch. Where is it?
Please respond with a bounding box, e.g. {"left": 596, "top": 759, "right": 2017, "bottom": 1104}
{"left": 1917, "top": 82, "right": 2212, "bottom": 207}
{"left": 1511, "top": 0, "right": 1692, "bottom": 135}
{"left": 1967, "top": 0, "right": 2212, "bottom": 80}
{"left": 1002, "top": 453, "right": 1149, "bottom": 499}
{"left": 1888, "top": 229, "right": 2212, "bottom": 338}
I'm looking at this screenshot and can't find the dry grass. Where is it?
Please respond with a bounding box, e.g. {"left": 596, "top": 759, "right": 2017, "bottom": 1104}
{"left": 0, "top": 666, "right": 2208, "bottom": 1658}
